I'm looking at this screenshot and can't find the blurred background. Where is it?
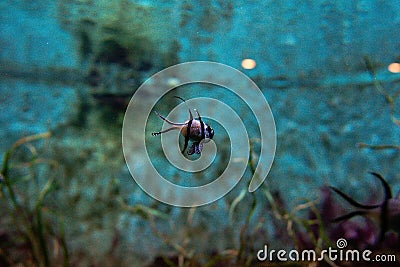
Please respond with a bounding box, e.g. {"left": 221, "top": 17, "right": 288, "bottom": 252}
{"left": 1, "top": 0, "right": 400, "bottom": 266}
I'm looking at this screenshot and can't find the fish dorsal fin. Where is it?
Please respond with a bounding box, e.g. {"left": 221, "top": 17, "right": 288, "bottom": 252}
{"left": 194, "top": 109, "right": 205, "bottom": 140}
{"left": 173, "top": 96, "right": 193, "bottom": 120}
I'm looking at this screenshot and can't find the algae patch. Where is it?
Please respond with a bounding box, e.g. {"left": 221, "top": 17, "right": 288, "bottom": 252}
{"left": 58, "top": 0, "right": 179, "bottom": 69}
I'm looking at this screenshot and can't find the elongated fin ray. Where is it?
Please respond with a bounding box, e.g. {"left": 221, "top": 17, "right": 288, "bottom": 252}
{"left": 173, "top": 96, "right": 186, "bottom": 102}
{"left": 154, "top": 111, "right": 186, "bottom": 126}
{"left": 152, "top": 126, "right": 179, "bottom": 136}
{"left": 369, "top": 172, "right": 392, "bottom": 201}
{"left": 174, "top": 96, "right": 193, "bottom": 120}
{"left": 330, "top": 172, "right": 393, "bottom": 242}
{"left": 332, "top": 211, "right": 369, "bottom": 222}
{"left": 329, "top": 186, "right": 380, "bottom": 209}
{"left": 194, "top": 109, "right": 205, "bottom": 140}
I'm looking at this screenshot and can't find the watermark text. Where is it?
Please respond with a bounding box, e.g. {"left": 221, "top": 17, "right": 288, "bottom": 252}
{"left": 257, "top": 238, "right": 396, "bottom": 263}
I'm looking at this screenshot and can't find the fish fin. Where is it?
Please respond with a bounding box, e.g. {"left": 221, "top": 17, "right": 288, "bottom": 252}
{"left": 369, "top": 172, "right": 392, "bottom": 200}
{"left": 332, "top": 210, "right": 369, "bottom": 223}
{"left": 151, "top": 126, "right": 179, "bottom": 136}
{"left": 187, "top": 143, "right": 195, "bottom": 155}
{"left": 173, "top": 96, "right": 186, "bottom": 102}
{"left": 195, "top": 109, "right": 206, "bottom": 140}
{"left": 379, "top": 200, "right": 389, "bottom": 242}
{"left": 181, "top": 120, "right": 192, "bottom": 154}
{"left": 154, "top": 111, "right": 186, "bottom": 126}
{"left": 329, "top": 186, "right": 380, "bottom": 209}
{"left": 368, "top": 172, "right": 392, "bottom": 242}
{"left": 173, "top": 96, "right": 193, "bottom": 120}
{"left": 195, "top": 142, "right": 203, "bottom": 154}
{"left": 188, "top": 109, "right": 193, "bottom": 121}
{"left": 194, "top": 109, "right": 201, "bottom": 120}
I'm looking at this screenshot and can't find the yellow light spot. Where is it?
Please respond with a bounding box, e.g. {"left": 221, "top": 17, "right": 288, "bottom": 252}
{"left": 241, "top": 59, "right": 256, "bottom": 70}
{"left": 388, "top": 63, "right": 400, "bottom": 73}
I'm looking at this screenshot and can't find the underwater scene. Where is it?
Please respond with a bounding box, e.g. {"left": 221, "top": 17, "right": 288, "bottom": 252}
{"left": 1, "top": 0, "right": 400, "bottom": 266}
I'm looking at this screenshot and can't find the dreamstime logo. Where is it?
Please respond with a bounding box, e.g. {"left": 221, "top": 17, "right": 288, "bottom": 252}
{"left": 122, "top": 61, "right": 276, "bottom": 207}
{"left": 336, "top": 238, "right": 347, "bottom": 249}
{"left": 257, "top": 238, "right": 397, "bottom": 263}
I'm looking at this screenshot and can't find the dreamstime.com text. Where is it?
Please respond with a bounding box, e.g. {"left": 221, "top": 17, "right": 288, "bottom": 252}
{"left": 257, "top": 238, "right": 397, "bottom": 263}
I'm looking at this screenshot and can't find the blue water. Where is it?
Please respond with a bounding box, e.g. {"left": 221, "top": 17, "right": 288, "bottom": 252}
{"left": 1, "top": 1, "right": 400, "bottom": 266}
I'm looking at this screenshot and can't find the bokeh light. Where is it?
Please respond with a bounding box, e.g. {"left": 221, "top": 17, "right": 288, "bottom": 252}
{"left": 241, "top": 58, "right": 256, "bottom": 69}
{"left": 388, "top": 62, "right": 400, "bottom": 73}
